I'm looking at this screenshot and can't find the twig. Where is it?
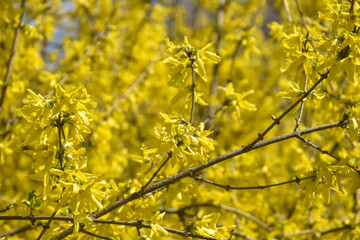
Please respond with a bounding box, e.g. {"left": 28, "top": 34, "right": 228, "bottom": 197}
{"left": 80, "top": 229, "right": 114, "bottom": 240}
{"left": 295, "top": 0, "right": 317, "bottom": 53}
{"left": 193, "top": 175, "right": 316, "bottom": 191}
{"left": 45, "top": 35, "right": 103, "bottom": 98}
{"left": 36, "top": 208, "right": 58, "bottom": 240}
{"left": 0, "top": 225, "right": 33, "bottom": 238}
{"left": 294, "top": 75, "right": 308, "bottom": 131}
{"left": 232, "top": 231, "right": 258, "bottom": 240}
{"left": 282, "top": 224, "right": 354, "bottom": 238}
{"left": 142, "top": 102, "right": 225, "bottom": 184}
{"left": 207, "top": 0, "right": 226, "bottom": 126}
{"left": 242, "top": 71, "right": 329, "bottom": 155}
{"left": 190, "top": 62, "right": 196, "bottom": 125}
{"left": 50, "top": 71, "right": 336, "bottom": 239}
{"left": 141, "top": 149, "right": 174, "bottom": 190}
{"left": 0, "top": 0, "right": 26, "bottom": 117}
{"left": 203, "top": 104, "right": 225, "bottom": 125}
{"left": 162, "top": 203, "right": 272, "bottom": 232}
{"left": 349, "top": 0, "right": 356, "bottom": 14}
{"left": 282, "top": 0, "right": 292, "bottom": 22}
{"left": 57, "top": 112, "right": 64, "bottom": 170}
{"left": 51, "top": 117, "right": 345, "bottom": 239}
{"left": 0, "top": 215, "right": 221, "bottom": 240}
{"left": 0, "top": 204, "right": 16, "bottom": 213}
{"left": 296, "top": 134, "right": 360, "bottom": 174}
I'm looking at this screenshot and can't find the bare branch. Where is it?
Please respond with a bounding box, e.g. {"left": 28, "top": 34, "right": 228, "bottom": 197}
{"left": 294, "top": 75, "right": 308, "bottom": 131}
{"left": 162, "top": 203, "right": 272, "bottom": 232}
{"left": 0, "top": 215, "right": 221, "bottom": 240}
{"left": 0, "top": 0, "right": 26, "bottom": 117}
{"left": 282, "top": 0, "right": 292, "bottom": 22}
{"left": 193, "top": 175, "right": 316, "bottom": 191}
{"left": 80, "top": 229, "right": 114, "bottom": 240}
{"left": 0, "top": 225, "right": 33, "bottom": 238}
{"left": 295, "top": 0, "right": 318, "bottom": 53}
{"left": 296, "top": 134, "right": 360, "bottom": 174}
{"left": 233, "top": 231, "right": 258, "bottom": 240}
{"left": 190, "top": 61, "right": 196, "bottom": 125}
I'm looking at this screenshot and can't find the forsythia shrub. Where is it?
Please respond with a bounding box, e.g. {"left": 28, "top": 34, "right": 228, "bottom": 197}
{"left": 1, "top": 0, "right": 360, "bottom": 239}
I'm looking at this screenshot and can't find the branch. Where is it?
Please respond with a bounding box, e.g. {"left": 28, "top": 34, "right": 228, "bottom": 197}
{"left": 0, "top": 215, "right": 221, "bottom": 240}
{"left": 294, "top": 75, "right": 308, "bottom": 131}
{"left": 193, "top": 175, "right": 316, "bottom": 191}
{"left": 36, "top": 208, "right": 58, "bottom": 240}
{"left": 282, "top": 224, "right": 354, "bottom": 238}
{"left": 295, "top": 0, "right": 318, "bottom": 53}
{"left": 51, "top": 72, "right": 335, "bottom": 239}
{"left": 45, "top": 33, "right": 105, "bottom": 98}
{"left": 0, "top": 0, "right": 26, "bottom": 117}
{"left": 233, "top": 231, "right": 258, "bottom": 240}
{"left": 51, "top": 117, "right": 344, "bottom": 239}
{"left": 190, "top": 61, "right": 196, "bottom": 125}
{"left": 0, "top": 225, "right": 33, "bottom": 238}
{"left": 282, "top": 0, "right": 292, "bottom": 22}
{"left": 142, "top": 102, "right": 225, "bottom": 186}
{"left": 296, "top": 134, "right": 360, "bottom": 174}
{"left": 162, "top": 203, "right": 272, "bottom": 232}
{"left": 80, "top": 229, "right": 114, "bottom": 240}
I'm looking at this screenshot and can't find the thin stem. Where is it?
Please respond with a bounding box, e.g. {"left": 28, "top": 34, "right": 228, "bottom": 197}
{"left": 282, "top": 0, "right": 292, "bottom": 22}
{"left": 190, "top": 62, "right": 196, "bottom": 125}
{"left": 207, "top": 0, "right": 225, "bottom": 125}
{"left": 193, "top": 175, "right": 316, "bottom": 191}
{"left": 0, "top": 225, "right": 33, "bottom": 238}
{"left": 141, "top": 102, "right": 225, "bottom": 178}
{"left": 0, "top": 215, "right": 221, "bottom": 240}
{"left": 52, "top": 118, "right": 345, "bottom": 239}
{"left": 243, "top": 71, "right": 329, "bottom": 154}
{"left": 163, "top": 203, "right": 272, "bottom": 232}
{"left": 51, "top": 71, "right": 337, "bottom": 239}
{"left": 282, "top": 224, "right": 353, "bottom": 238}
{"left": 350, "top": 0, "right": 356, "bottom": 14}
{"left": 0, "top": 0, "right": 26, "bottom": 117}
{"left": 296, "top": 134, "right": 360, "bottom": 174}
{"left": 294, "top": 75, "right": 308, "bottom": 131}
{"left": 36, "top": 208, "right": 58, "bottom": 240}
{"left": 80, "top": 229, "right": 114, "bottom": 240}
{"left": 232, "top": 231, "right": 258, "bottom": 240}
{"left": 57, "top": 112, "right": 64, "bottom": 170}
{"left": 295, "top": 0, "right": 317, "bottom": 53}
{"left": 141, "top": 149, "right": 174, "bottom": 190}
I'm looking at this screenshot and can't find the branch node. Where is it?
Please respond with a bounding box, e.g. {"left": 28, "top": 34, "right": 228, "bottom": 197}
{"left": 258, "top": 133, "right": 264, "bottom": 140}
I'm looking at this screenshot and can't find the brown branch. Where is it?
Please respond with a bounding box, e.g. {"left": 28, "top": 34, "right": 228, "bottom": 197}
{"left": 282, "top": 224, "right": 354, "bottom": 238}
{"left": 193, "top": 175, "right": 316, "bottom": 191}
{"left": 282, "top": 0, "right": 292, "bottom": 22}
{"left": 51, "top": 118, "right": 345, "bottom": 239}
{"left": 0, "top": 224, "right": 33, "bottom": 238}
{"left": 0, "top": 0, "right": 26, "bottom": 117}
{"left": 162, "top": 203, "right": 272, "bottom": 232}
{"left": 190, "top": 61, "right": 196, "bottom": 125}
{"left": 141, "top": 102, "right": 225, "bottom": 185}
{"left": 233, "top": 231, "right": 258, "bottom": 240}
{"left": 0, "top": 215, "right": 221, "bottom": 240}
{"left": 36, "top": 208, "right": 58, "bottom": 240}
{"left": 45, "top": 34, "right": 103, "bottom": 98}
{"left": 207, "top": 0, "right": 225, "bottom": 126}
{"left": 295, "top": 0, "right": 318, "bottom": 53}
{"left": 80, "top": 229, "right": 114, "bottom": 240}
{"left": 294, "top": 75, "right": 308, "bottom": 131}
{"left": 296, "top": 134, "right": 360, "bottom": 174}
{"left": 51, "top": 71, "right": 336, "bottom": 239}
